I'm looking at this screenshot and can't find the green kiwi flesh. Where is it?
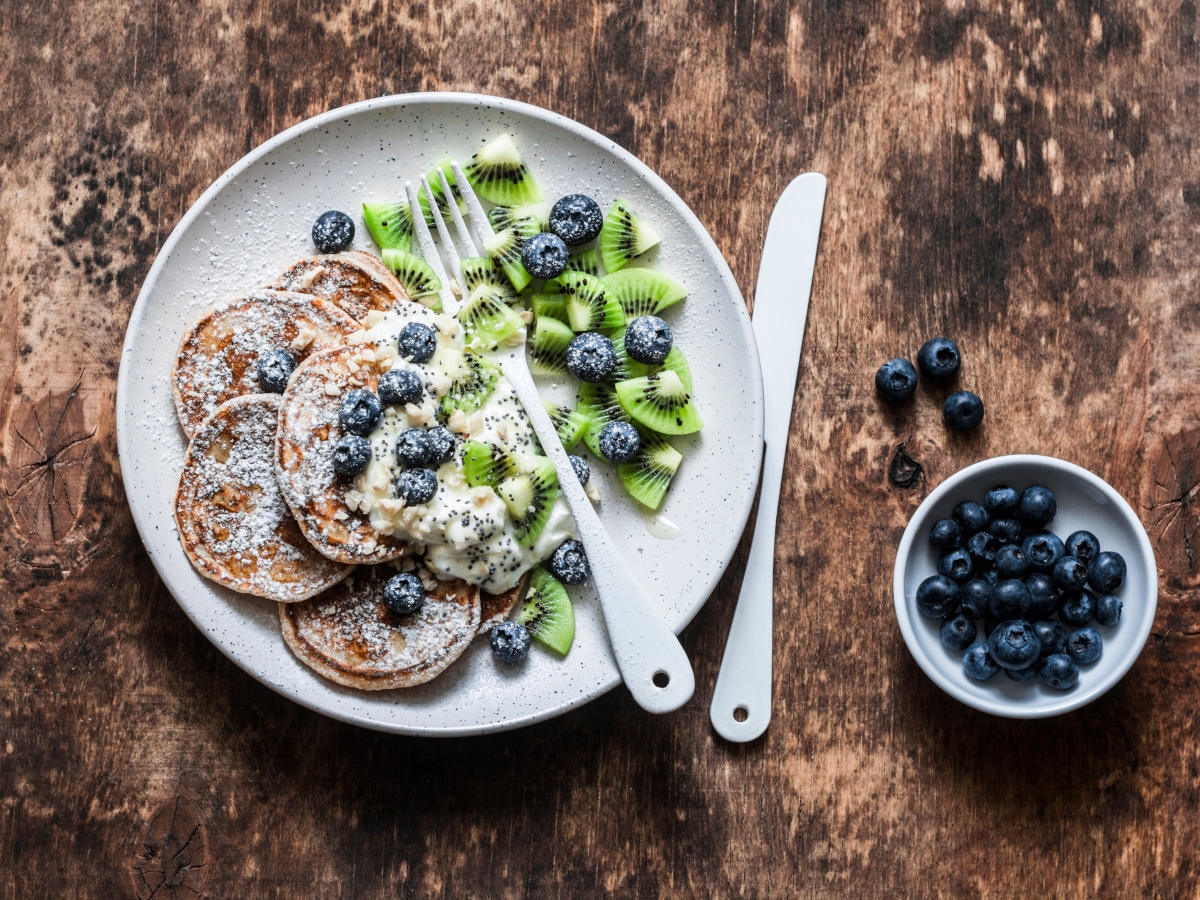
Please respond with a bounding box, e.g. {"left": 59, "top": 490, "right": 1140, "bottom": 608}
{"left": 518, "top": 566, "right": 575, "bottom": 654}
{"left": 461, "top": 256, "right": 516, "bottom": 301}
{"left": 484, "top": 225, "right": 535, "bottom": 293}
{"left": 543, "top": 400, "right": 589, "bottom": 450}
{"left": 614, "top": 369, "right": 703, "bottom": 435}
{"left": 602, "top": 268, "right": 685, "bottom": 318}
{"left": 531, "top": 292, "right": 568, "bottom": 323}
{"left": 497, "top": 457, "right": 558, "bottom": 546}
{"left": 577, "top": 381, "right": 633, "bottom": 458}
{"left": 440, "top": 351, "right": 500, "bottom": 417}
{"left": 559, "top": 271, "right": 625, "bottom": 332}
{"left": 362, "top": 201, "right": 413, "bottom": 252}
{"left": 528, "top": 317, "right": 574, "bottom": 376}
{"left": 564, "top": 249, "right": 602, "bottom": 277}
{"left": 457, "top": 284, "right": 525, "bottom": 351}
{"left": 463, "top": 134, "right": 544, "bottom": 206}
{"left": 417, "top": 159, "right": 464, "bottom": 227}
{"left": 488, "top": 201, "right": 550, "bottom": 234}
{"left": 608, "top": 330, "right": 693, "bottom": 390}
{"left": 599, "top": 199, "right": 662, "bottom": 273}
{"left": 461, "top": 440, "right": 519, "bottom": 488}
{"left": 381, "top": 248, "right": 442, "bottom": 301}
{"left": 617, "top": 431, "right": 683, "bottom": 510}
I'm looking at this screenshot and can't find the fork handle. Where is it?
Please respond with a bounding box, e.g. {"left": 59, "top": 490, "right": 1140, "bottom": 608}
{"left": 499, "top": 356, "right": 696, "bottom": 713}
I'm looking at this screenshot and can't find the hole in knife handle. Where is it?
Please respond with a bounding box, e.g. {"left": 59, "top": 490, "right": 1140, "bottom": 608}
{"left": 733, "top": 706, "right": 749, "bottom": 722}
{"left": 652, "top": 671, "right": 670, "bottom": 688}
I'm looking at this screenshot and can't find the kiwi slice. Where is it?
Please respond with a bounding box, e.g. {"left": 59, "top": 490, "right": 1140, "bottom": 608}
{"left": 440, "top": 350, "right": 500, "bottom": 417}
{"left": 488, "top": 201, "right": 550, "bottom": 234}
{"left": 518, "top": 566, "right": 575, "bottom": 654}
{"left": 497, "top": 457, "right": 559, "bottom": 546}
{"left": 417, "top": 159, "right": 465, "bottom": 227}
{"left": 484, "top": 223, "right": 537, "bottom": 293}
{"left": 599, "top": 199, "right": 662, "bottom": 273}
{"left": 602, "top": 268, "right": 685, "bottom": 319}
{"left": 577, "top": 381, "right": 632, "bottom": 458}
{"left": 528, "top": 317, "right": 574, "bottom": 377}
{"left": 462, "top": 134, "right": 544, "bottom": 206}
{"left": 564, "top": 249, "right": 602, "bottom": 278}
{"left": 559, "top": 271, "right": 625, "bottom": 332}
{"left": 531, "top": 292, "right": 568, "bottom": 323}
{"left": 362, "top": 201, "right": 413, "bottom": 252}
{"left": 608, "top": 329, "right": 693, "bottom": 390}
{"left": 615, "top": 370, "right": 703, "bottom": 435}
{"left": 381, "top": 248, "right": 442, "bottom": 301}
{"left": 462, "top": 440, "right": 518, "bottom": 487}
{"left": 457, "top": 284, "right": 525, "bottom": 351}
{"left": 461, "top": 256, "right": 516, "bottom": 301}
{"left": 544, "top": 399, "right": 589, "bottom": 450}
{"left": 617, "top": 431, "right": 683, "bottom": 510}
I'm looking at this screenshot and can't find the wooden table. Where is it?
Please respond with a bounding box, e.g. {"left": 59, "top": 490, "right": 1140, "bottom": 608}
{"left": 3, "top": 0, "right": 1198, "bottom": 895}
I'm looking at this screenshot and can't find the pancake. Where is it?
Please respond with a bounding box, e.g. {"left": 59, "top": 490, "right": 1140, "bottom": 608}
{"left": 174, "top": 394, "right": 352, "bottom": 602}
{"left": 274, "top": 345, "right": 410, "bottom": 564}
{"left": 269, "top": 250, "right": 408, "bottom": 322}
{"left": 280, "top": 565, "right": 481, "bottom": 689}
{"left": 172, "top": 288, "right": 359, "bottom": 438}
{"left": 478, "top": 577, "right": 527, "bottom": 635}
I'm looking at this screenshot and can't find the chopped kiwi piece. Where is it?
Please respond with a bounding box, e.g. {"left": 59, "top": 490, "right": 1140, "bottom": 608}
{"left": 488, "top": 202, "right": 550, "bottom": 234}
{"left": 544, "top": 399, "right": 589, "bottom": 450}
{"left": 461, "top": 256, "right": 516, "bottom": 301}
{"left": 462, "top": 440, "right": 519, "bottom": 487}
{"left": 497, "top": 457, "right": 558, "bottom": 546}
{"left": 417, "top": 159, "right": 464, "bottom": 227}
{"left": 531, "top": 292, "right": 568, "bottom": 323}
{"left": 564, "top": 249, "right": 602, "bottom": 278}
{"left": 362, "top": 201, "right": 413, "bottom": 252}
{"left": 381, "top": 248, "right": 442, "bottom": 301}
{"left": 528, "top": 317, "right": 574, "bottom": 377}
{"left": 558, "top": 271, "right": 625, "bottom": 332}
{"left": 518, "top": 566, "right": 575, "bottom": 654}
{"left": 577, "top": 381, "right": 633, "bottom": 459}
{"left": 463, "top": 134, "right": 544, "bottom": 206}
{"left": 615, "top": 370, "right": 703, "bottom": 435}
{"left": 440, "top": 350, "right": 500, "bottom": 417}
{"left": 608, "top": 330, "right": 693, "bottom": 390}
{"left": 602, "top": 268, "right": 685, "bottom": 319}
{"left": 484, "top": 222, "right": 538, "bottom": 293}
{"left": 457, "top": 284, "right": 525, "bottom": 351}
{"left": 617, "top": 431, "right": 683, "bottom": 510}
{"left": 599, "top": 199, "right": 662, "bottom": 273}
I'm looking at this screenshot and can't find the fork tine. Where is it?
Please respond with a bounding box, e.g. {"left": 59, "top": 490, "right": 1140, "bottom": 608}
{"left": 421, "top": 175, "right": 466, "bottom": 295}
{"left": 450, "top": 161, "right": 496, "bottom": 247}
{"left": 404, "top": 180, "right": 460, "bottom": 316}
{"left": 438, "top": 168, "right": 479, "bottom": 257}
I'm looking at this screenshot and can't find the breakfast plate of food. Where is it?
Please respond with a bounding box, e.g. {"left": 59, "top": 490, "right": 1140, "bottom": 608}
{"left": 116, "top": 93, "right": 764, "bottom": 735}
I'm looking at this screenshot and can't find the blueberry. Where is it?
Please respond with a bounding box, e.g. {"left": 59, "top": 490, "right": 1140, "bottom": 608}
{"left": 963, "top": 642, "right": 999, "bottom": 681}
{"left": 312, "top": 210, "right": 355, "bottom": 253}
{"left": 917, "top": 337, "right": 961, "bottom": 380}
{"left": 988, "top": 619, "right": 1042, "bottom": 669}
{"left": 875, "top": 358, "right": 918, "bottom": 401}
{"left": 1052, "top": 555, "right": 1088, "bottom": 591}
{"left": 929, "top": 518, "right": 962, "bottom": 550}
{"left": 966, "top": 531, "right": 1002, "bottom": 566}
{"left": 916, "top": 575, "right": 960, "bottom": 618}
{"left": 989, "top": 579, "right": 1032, "bottom": 619}
{"left": 395, "top": 467, "right": 438, "bottom": 504}
{"left": 958, "top": 579, "right": 994, "bottom": 618}
{"left": 1018, "top": 485, "right": 1056, "bottom": 528}
{"left": 982, "top": 565, "right": 1000, "bottom": 585}
{"left": 521, "top": 232, "right": 570, "bottom": 280}
{"left": 395, "top": 428, "right": 433, "bottom": 468}
{"left": 1064, "top": 530, "right": 1101, "bottom": 564}
{"left": 988, "top": 518, "right": 1023, "bottom": 546}
{"left": 383, "top": 572, "right": 425, "bottom": 615}
{"left": 377, "top": 368, "right": 424, "bottom": 406}
{"left": 1087, "top": 551, "right": 1126, "bottom": 593}
{"left": 953, "top": 501, "right": 990, "bottom": 535}
{"left": 1066, "top": 627, "right": 1102, "bottom": 665}
{"left": 624, "top": 316, "right": 674, "bottom": 365}
{"left": 1095, "top": 594, "right": 1123, "bottom": 627}
{"left": 1022, "top": 531, "right": 1065, "bottom": 573}
{"left": 1024, "top": 573, "right": 1060, "bottom": 618}
{"left": 1005, "top": 660, "right": 1042, "bottom": 682}
{"left": 425, "top": 427, "right": 457, "bottom": 467}
{"left": 548, "top": 194, "right": 603, "bottom": 246}
{"left": 338, "top": 389, "right": 382, "bottom": 436}
{"left": 937, "top": 548, "right": 975, "bottom": 584}
{"left": 549, "top": 539, "right": 590, "bottom": 585}
{"left": 490, "top": 621, "right": 531, "bottom": 663}
{"left": 943, "top": 390, "right": 984, "bottom": 430}
{"left": 566, "top": 332, "right": 617, "bottom": 382}
{"left": 995, "top": 544, "right": 1030, "bottom": 579}
{"left": 568, "top": 454, "right": 590, "bottom": 485}
{"left": 331, "top": 435, "right": 372, "bottom": 478}
{"left": 1033, "top": 619, "right": 1069, "bottom": 658}
{"left": 598, "top": 421, "right": 640, "bottom": 463}
{"left": 1040, "top": 653, "right": 1080, "bottom": 690}
{"left": 983, "top": 484, "right": 1020, "bottom": 517}
{"left": 397, "top": 322, "right": 438, "bottom": 363}
{"left": 941, "top": 613, "right": 977, "bottom": 652}
{"left": 257, "top": 348, "right": 296, "bottom": 394}
{"left": 1059, "top": 588, "right": 1097, "bottom": 626}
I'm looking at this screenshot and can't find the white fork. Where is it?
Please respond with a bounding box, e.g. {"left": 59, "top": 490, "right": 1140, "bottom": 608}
{"left": 408, "top": 166, "right": 695, "bottom": 714}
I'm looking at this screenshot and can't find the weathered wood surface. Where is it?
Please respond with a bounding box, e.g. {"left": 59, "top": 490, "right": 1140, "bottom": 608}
{"left": 2, "top": 0, "right": 1200, "bottom": 895}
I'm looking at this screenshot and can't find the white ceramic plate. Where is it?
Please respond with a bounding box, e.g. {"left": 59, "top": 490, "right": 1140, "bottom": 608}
{"left": 894, "top": 455, "right": 1157, "bottom": 718}
{"left": 116, "top": 93, "right": 764, "bottom": 735}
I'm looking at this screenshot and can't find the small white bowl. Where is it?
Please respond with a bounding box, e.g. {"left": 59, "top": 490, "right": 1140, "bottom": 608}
{"left": 893, "top": 454, "right": 1157, "bottom": 718}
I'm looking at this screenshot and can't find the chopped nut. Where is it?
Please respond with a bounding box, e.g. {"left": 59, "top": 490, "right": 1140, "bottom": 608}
{"left": 417, "top": 568, "right": 438, "bottom": 591}
{"left": 377, "top": 498, "right": 402, "bottom": 515}
{"left": 406, "top": 402, "right": 433, "bottom": 425}
{"left": 467, "top": 410, "right": 485, "bottom": 436}
{"left": 399, "top": 557, "right": 417, "bottom": 572}
{"left": 361, "top": 539, "right": 377, "bottom": 554}
{"left": 348, "top": 376, "right": 364, "bottom": 387}
{"left": 495, "top": 422, "right": 509, "bottom": 443}
{"left": 297, "top": 265, "right": 327, "bottom": 291}
{"left": 585, "top": 480, "right": 602, "bottom": 503}
{"left": 362, "top": 310, "right": 386, "bottom": 329}
{"left": 471, "top": 486, "right": 496, "bottom": 507}
{"left": 324, "top": 383, "right": 341, "bottom": 397}
{"left": 431, "top": 373, "right": 452, "bottom": 396}
{"left": 448, "top": 409, "right": 468, "bottom": 434}
{"left": 444, "top": 471, "right": 466, "bottom": 490}
{"left": 344, "top": 489, "right": 366, "bottom": 511}
{"left": 290, "top": 324, "right": 317, "bottom": 352}
{"left": 436, "top": 314, "right": 458, "bottom": 337}
{"left": 347, "top": 357, "right": 360, "bottom": 373}
{"left": 332, "top": 510, "right": 349, "bottom": 521}
{"left": 360, "top": 348, "right": 376, "bottom": 362}
{"left": 346, "top": 329, "right": 370, "bottom": 345}
{"left": 517, "top": 308, "right": 533, "bottom": 325}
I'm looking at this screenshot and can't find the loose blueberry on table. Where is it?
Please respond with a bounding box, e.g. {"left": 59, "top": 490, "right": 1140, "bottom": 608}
{"left": 917, "top": 337, "right": 961, "bottom": 380}
{"left": 943, "top": 390, "right": 985, "bottom": 431}
{"left": 875, "top": 358, "right": 919, "bottom": 402}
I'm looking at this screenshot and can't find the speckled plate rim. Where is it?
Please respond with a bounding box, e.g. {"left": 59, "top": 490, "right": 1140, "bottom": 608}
{"left": 115, "top": 92, "right": 765, "bottom": 736}
{"left": 893, "top": 454, "right": 1157, "bottom": 719}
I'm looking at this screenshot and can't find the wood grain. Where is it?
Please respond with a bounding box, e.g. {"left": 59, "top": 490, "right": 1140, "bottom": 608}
{"left": 3, "top": 0, "right": 1200, "bottom": 895}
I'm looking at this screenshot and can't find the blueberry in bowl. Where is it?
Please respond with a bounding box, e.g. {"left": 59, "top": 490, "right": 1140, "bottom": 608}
{"left": 1051, "top": 555, "right": 1089, "bottom": 592}
{"left": 1018, "top": 485, "right": 1056, "bottom": 528}
{"left": 1024, "top": 573, "right": 1060, "bottom": 618}
{"left": 1088, "top": 551, "right": 1127, "bottom": 593}
{"left": 988, "top": 517, "right": 1023, "bottom": 546}
{"left": 916, "top": 575, "right": 960, "bottom": 618}
{"left": 957, "top": 578, "right": 993, "bottom": 618}
{"left": 1064, "top": 530, "right": 1101, "bottom": 564}
{"left": 1034, "top": 620, "right": 1068, "bottom": 658}
{"left": 1058, "top": 589, "right": 1097, "bottom": 626}
{"left": 953, "top": 501, "right": 990, "bottom": 536}
{"left": 983, "top": 484, "right": 1020, "bottom": 517}
{"left": 988, "top": 619, "right": 1041, "bottom": 670}
{"left": 1022, "top": 531, "right": 1065, "bottom": 573}
{"left": 929, "top": 518, "right": 962, "bottom": 550}
{"left": 963, "top": 642, "right": 999, "bottom": 681}
{"left": 994, "top": 544, "right": 1030, "bottom": 580}
{"left": 941, "top": 613, "right": 977, "bottom": 651}
{"left": 937, "top": 548, "right": 974, "bottom": 584}
{"left": 989, "top": 579, "right": 1031, "bottom": 620}
{"left": 966, "top": 531, "right": 1001, "bottom": 566}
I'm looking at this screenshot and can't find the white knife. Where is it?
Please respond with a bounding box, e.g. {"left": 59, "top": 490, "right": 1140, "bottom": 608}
{"left": 709, "top": 172, "right": 827, "bottom": 742}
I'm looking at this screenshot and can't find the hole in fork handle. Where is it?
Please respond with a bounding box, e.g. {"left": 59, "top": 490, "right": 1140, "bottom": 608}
{"left": 653, "top": 671, "right": 670, "bottom": 688}
{"left": 733, "top": 706, "right": 749, "bottom": 722}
